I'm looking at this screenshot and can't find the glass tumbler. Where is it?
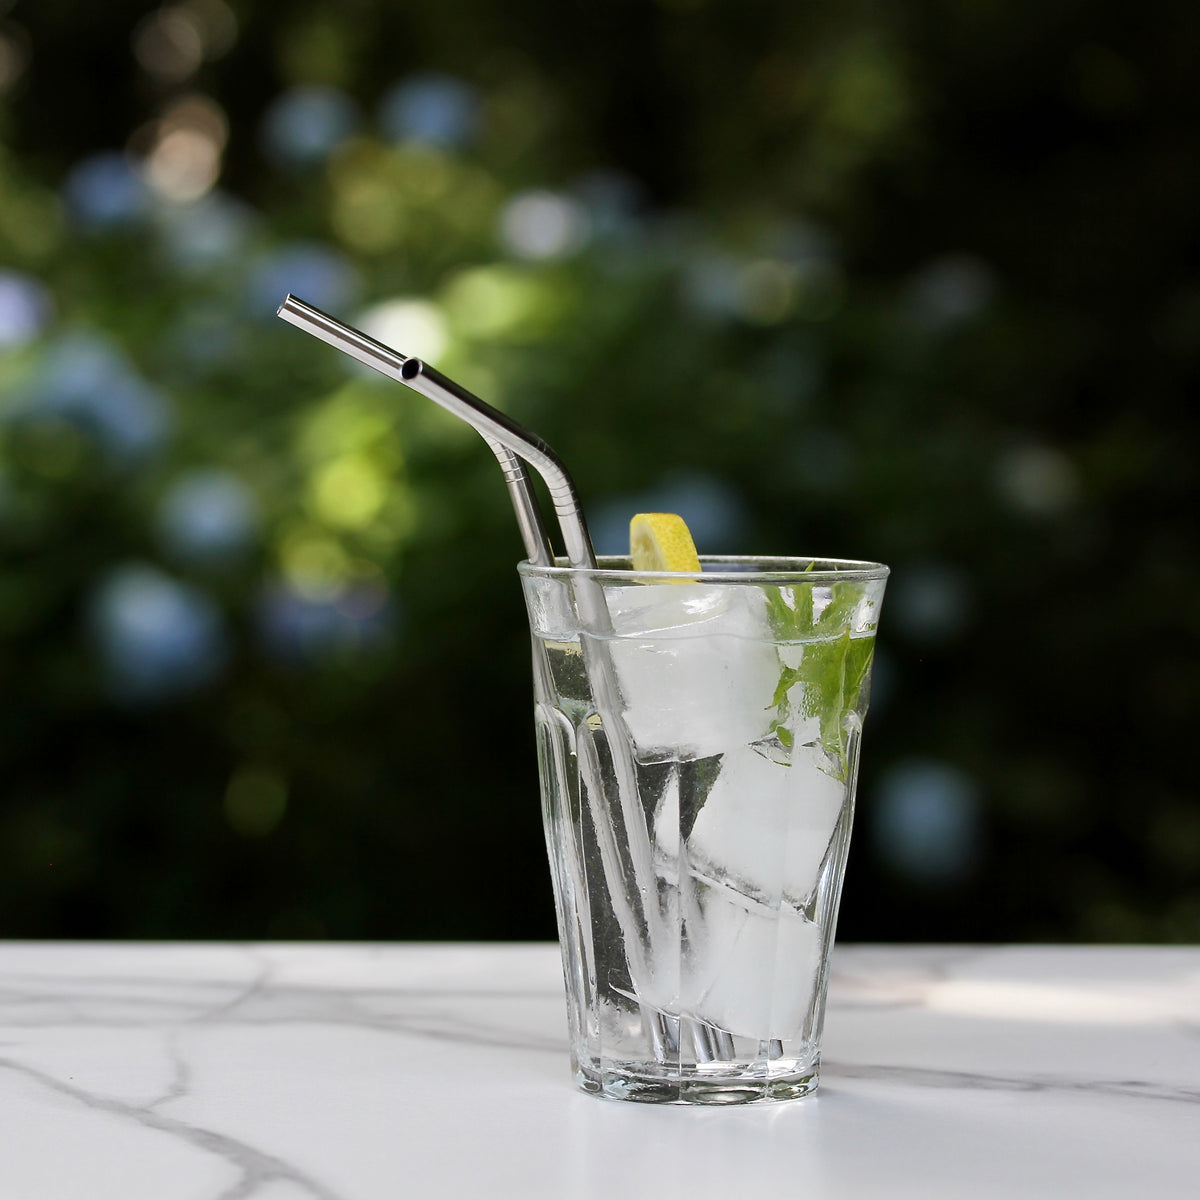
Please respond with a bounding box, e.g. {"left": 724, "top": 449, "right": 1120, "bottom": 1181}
{"left": 519, "top": 555, "right": 889, "bottom": 1104}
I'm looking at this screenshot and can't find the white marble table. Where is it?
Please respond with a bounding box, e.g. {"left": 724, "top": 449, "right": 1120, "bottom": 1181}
{"left": 0, "top": 944, "right": 1197, "bottom": 1199}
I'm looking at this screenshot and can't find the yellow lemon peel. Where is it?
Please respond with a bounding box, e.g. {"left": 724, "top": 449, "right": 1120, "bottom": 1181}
{"left": 629, "top": 512, "right": 701, "bottom": 574}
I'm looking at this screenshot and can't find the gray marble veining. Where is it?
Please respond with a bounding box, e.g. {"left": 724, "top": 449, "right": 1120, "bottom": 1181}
{"left": 1, "top": 943, "right": 1198, "bottom": 1199}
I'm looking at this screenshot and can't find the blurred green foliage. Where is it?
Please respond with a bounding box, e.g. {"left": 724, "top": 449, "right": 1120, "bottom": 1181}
{"left": 0, "top": 0, "right": 1197, "bottom": 941}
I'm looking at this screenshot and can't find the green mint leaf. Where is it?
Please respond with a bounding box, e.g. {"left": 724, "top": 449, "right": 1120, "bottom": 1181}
{"left": 769, "top": 664, "right": 803, "bottom": 711}
{"left": 764, "top": 577, "right": 875, "bottom": 778}
{"left": 815, "top": 580, "right": 865, "bottom": 635}
{"left": 763, "top": 587, "right": 802, "bottom": 640}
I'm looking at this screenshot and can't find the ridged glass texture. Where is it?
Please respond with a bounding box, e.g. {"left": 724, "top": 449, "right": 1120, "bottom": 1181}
{"left": 519, "top": 556, "right": 888, "bottom": 1104}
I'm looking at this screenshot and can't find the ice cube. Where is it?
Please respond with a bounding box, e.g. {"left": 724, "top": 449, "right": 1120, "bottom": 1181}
{"left": 602, "top": 585, "right": 781, "bottom": 760}
{"left": 683, "top": 883, "right": 824, "bottom": 1039}
{"left": 687, "top": 745, "right": 846, "bottom": 904}
{"left": 606, "top": 582, "right": 735, "bottom": 636}
{"left": 628, "top": 867, "right": 827, "bottom": 1039}
{"left": 523, "top": 573, "right": 579, "bottom": 642}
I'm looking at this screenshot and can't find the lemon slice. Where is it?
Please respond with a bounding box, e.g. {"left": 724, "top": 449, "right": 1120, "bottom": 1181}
{"left": 629, "top": 512, "right": 701, "bottom": 573}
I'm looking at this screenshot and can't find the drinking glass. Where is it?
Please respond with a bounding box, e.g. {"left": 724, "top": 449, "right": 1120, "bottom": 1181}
{"left": 519, "top": 555, "right": 889, "bottom": 1104}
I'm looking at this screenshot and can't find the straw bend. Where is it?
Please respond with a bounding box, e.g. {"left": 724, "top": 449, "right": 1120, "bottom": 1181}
{"left": 276, "top": 294, "right": 590, "bottom": 568}
{"left": 400, "top": 357, "right": 595, "bottom": 568}
{"left": 278, "top": 294, "right": 556, "bottom": 565}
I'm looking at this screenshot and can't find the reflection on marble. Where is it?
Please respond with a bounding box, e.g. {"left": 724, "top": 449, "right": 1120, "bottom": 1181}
{"left": 1, "top": 943, "right": 1197, "bottom": 1198}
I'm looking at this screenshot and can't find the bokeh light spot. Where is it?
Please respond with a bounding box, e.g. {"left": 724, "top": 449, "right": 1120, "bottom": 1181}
{"left": 247, "top": 242, "right": 358, "bottom": 319}
{"left": 499, "top": 190, "right": 589, "bottom": 260}
{"left": 157, "top": 469, "right": 259, "bottom": 567}
{"left": 139, "top": 94, "right": 229, "bottom": 204}
{"left": 294, "top": 385, "right": 405, "bottom": 483}
{"left": 683, "top": 252, "right": 743, "bottom": 319}
{"left": 133, "top": 0, "right": 236, "bottom": 82}
{"left": 146, "top": 128, "right": 221, "bottom": 202}
{"left": 330, "top": 174, "right": 405, "bottom": 253}
{"left": 87, "top": 563, "right": 228, "bottom": 704}
{"left": 255, "top": 577, "right": 396, "bottom": 665}
{"left": 133, "top": 6, "right": 204, "bottom": 83}
{"left": 379, "top": 73, "right": 480, "bottom": 148}
{"left": 442, "top": 265, "right": 566, "bottom": 340}
{"left": 225, "top": 766, "right": 288, "bottom": 837}
{"left": 736, "top": 259, "right": 797, "bottom": 324}
{"left": 7, "top": 331, "right": 171, "bottom": 465}
{"left": 261, "top": 85, "right": 358, "bottom": 168}
{"left": 903, "top": 255, "right": 994, "bottom": 329}
{"left": 356, "top": 298, "right": 447, "bottom": 364}
{"left": 889, "top": 561, "right": 972, "bottom": 642}
{"left": 0, "top": 270, "right": 53, "bottom": 348}
{"left": 309, "top": 453, "right": 388, "bottom": 530}
{"left": 279, "top": 531, "right": 350, "bottom": 600}
{"left": 872, "top": 758, "right": 983, "bottom": 883}
{"left": 0, "top": 24, "right": 30, "bottom": 94}
{"left": 63, "top": 153, "right": 150, "bottom": 230}
{"left": 821, "top": 35, "right": 913, "bottom": 141}
{"left": 154, "top": 191, "right": 255, "bottom": 272}
{"left": 995, "top": 444, "right": 1080, "bottom": 515}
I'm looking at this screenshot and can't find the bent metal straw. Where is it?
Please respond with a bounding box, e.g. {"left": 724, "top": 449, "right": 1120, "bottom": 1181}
{"left": 276, "top": 296, "right": 730, "bottom": 1061}
{"left": 277, "top": 295, "right": 553, "bottom": 567}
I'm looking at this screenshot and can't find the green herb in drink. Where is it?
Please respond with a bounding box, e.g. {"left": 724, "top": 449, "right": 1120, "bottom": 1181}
{"left": 765, "top": 579, "right": 877, "bottom": 779}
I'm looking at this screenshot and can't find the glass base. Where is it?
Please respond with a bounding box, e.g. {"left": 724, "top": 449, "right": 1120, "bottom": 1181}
{"left": 575, "top": 1058, "right": 820, "bottom": 1105}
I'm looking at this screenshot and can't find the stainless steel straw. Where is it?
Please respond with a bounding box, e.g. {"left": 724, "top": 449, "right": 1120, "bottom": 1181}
{"left": 277, "top": 295, "right": 727, "bottom": 1065}
{"left": 278, "top": 295, "right": 553, "bottom": 567}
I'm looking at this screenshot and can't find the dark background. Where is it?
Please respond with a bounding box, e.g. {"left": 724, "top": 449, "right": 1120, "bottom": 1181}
{"left": 1, "top": 0, "right": 1197, "bottom": 943}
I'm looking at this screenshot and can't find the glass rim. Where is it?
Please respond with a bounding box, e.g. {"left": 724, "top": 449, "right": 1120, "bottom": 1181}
{"left": 518, "top": 554, "right": 890, "bottom": 584}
